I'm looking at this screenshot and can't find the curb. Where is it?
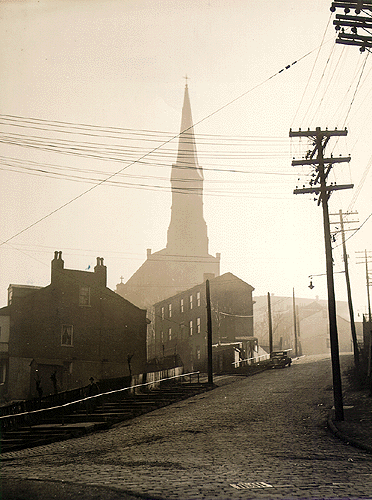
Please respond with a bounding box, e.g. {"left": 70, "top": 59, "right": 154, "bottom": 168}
{"left": 327, "top": 413, "right": 372, "bottom": 455}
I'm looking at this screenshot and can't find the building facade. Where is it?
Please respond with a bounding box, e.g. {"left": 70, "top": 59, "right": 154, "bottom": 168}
{"left": 0, "top": 252, "right": 148, "bottom": 401}
{"left": 153, "top": 273, "right": 254, "bottom": 372}
{"left": 253, "top": 295, "right": 354, "bottom": 356}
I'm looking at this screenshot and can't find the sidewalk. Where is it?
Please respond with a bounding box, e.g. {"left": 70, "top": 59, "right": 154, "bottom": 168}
{"left": 328, "top": 368, "right": 372, "bottom": 454}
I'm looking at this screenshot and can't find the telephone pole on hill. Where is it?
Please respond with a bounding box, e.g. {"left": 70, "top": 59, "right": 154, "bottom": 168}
{"left": 290, "top": 126, "right": 353, "bottom": 421}
{"left": 330, "top": 210, "right": 360, "bottom": 370}
{"left": 267, "top": 292, "right": 273, "bottom": 355}
{"left": 292, "top": 288, "right": 298, "bottom": 357}
{"left": 356, "top": 250, "right": 372, "bottom": 381}
{"left": 206, "top": 279, "right": 213, "bottom": 385}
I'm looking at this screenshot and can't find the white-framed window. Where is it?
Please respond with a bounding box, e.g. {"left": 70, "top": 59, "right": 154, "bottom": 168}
{"left": 197, "top": 317, "right": 201, "bottom": 334}
{"left": 196, "top": 346, "right": 201, "bottom": 360}
{"left": 197, "top": 291, "right": 201, "bottom": 307}
{"left": 168, "top": 303, "right": 172, "bottom": 318}
{"left": 168, "top": 327, "right": 172, "bottom": 341}
{"left": 180, "top": 298, "right": 184, "bottom": 313}
{"left": 189, "top": 295, "right": 193, "bottom": 310}
{"left": 61, "top": 325, "right": 73, "bottom": 346}
{"left": 161, "top": 307, "right": 165, "bottom": 320}
{"left": 189, "top": 320, "right": 193, "bottom": 336}
{"left": 79, "top": 286, "right": 90, "bottom": 306}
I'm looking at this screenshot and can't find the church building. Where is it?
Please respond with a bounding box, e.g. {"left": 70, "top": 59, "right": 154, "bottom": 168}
{"left": 116, "top": 84, "right": 220, "bottom": 311}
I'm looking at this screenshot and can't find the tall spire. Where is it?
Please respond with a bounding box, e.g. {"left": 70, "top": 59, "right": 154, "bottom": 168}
{"left": 166, "top": 84, "right": 209, "bottom": 256}
{"left": 175, "top": 83, "right": 202, "bottom": 179}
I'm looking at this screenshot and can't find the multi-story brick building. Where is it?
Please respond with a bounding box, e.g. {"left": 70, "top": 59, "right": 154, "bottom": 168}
{"left": 0, "top": 252, "right": 148, "bottom": 401}
{"left": 153, "top": 273, "right": 254, "bottom": 372}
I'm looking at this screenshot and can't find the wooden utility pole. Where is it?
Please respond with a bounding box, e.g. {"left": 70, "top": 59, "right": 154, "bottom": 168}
{"left": 206, "top": 279, "right": 213, "bottom": 385}
{"left": 330, "top": 209, "right": 360, "bottom": 370}
{"left": 356, "top": 250, "right": 372, "bottom": 380}
{"left": 290, "top": 126, "right": 353, "bottom": 422}
{"left": 267, "top": 292, "right": 273, "bottom": 354}
{"left": 296, "top": 305, "right": 301, "bottom": 356}
{"left": 292, "top": 288, "right": 298, "bottom": 357}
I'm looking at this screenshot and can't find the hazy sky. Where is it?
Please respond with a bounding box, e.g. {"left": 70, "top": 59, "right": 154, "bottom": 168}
{"left": 1, "top": 0, "right": 371, "bottom": 315}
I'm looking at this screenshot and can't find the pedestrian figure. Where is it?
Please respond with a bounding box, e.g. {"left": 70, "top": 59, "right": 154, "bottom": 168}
{"left": 86, "top": 377, "right": 99, "bottom": 414}
{"left": 87, "top": 377, "right": 99, "bottom": 396}
{"left": 127, "top": 354, "right": 134, "bottom": 378}
{"left": 35, "top": 379, "right": 43, "bottom": 399}
{"left": 50, "top": 371, "right": 58, "bottom": 394}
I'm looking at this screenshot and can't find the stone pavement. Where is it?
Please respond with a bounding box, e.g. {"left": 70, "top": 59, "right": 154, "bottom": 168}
{"left": 2, "top": 355, "right": 372, "bottom": 500}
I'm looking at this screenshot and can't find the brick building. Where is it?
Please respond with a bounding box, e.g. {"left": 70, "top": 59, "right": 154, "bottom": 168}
{"left": 153, "top": 273, "right": 254, "bottom": 372}
{"left": 0, "top": 252, "right": 148, "bottom": 401}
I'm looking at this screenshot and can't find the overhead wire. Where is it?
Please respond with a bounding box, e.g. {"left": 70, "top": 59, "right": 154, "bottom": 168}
{"left": 291, "top": 13, "right": 333, "bottom": 126}
{"left": 1, "top": 43, "right": 323, "bottom": 248}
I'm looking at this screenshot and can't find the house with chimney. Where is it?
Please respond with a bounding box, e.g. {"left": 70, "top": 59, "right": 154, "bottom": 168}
{"left": 0, "top": 252, "right": 148, "bottom": 401}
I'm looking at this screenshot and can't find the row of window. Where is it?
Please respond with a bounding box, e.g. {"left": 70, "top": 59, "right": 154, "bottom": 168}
{"left": 161, "top": 317, "right": 201, "bottom": 342}
{"left": 161, "top": 291, "right": 201, "bottom": 319}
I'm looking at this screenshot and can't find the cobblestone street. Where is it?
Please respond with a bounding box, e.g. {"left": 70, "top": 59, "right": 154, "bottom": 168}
{"left": 2, "top": 354, "right": 372, "bottom": 500}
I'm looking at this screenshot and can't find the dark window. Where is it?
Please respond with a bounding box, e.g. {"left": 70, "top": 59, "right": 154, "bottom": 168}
{"left": 61, "top": 325, "right": 73, "bottom": 346}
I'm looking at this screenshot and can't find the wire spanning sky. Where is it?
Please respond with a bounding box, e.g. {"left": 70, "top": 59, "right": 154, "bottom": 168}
{"left": 0, "top": 0, "right": 371, "bottom": 315}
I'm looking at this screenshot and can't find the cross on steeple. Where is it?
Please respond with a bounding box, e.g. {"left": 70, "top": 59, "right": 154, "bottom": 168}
{"left": 183, "top": 74, "right": 190, "bottom": 86}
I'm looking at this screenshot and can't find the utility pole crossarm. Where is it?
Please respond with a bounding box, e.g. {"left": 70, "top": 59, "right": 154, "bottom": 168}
{"left": 292, "top": 156, "right": 351, "bottom": 166}
{"left": 336, "top": 13, "right": 372, "bottom": 23}
{"left": 331, "top": 1, "right": 372, "bottom": 12}
{"left": 337, "top": 32, "right": 372, "bottom": 42}
{"left": 294, "top": 184, "right": 353, "bottom": 195}
{"left": 336, "top": 38, "right": 372, "bottom": 48}
{"left": 289, "top": 128, "right": 347, "bottom": 138}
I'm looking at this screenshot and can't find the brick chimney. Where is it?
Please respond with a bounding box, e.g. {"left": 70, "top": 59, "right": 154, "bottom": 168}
{"left": 51, "top": 251, "right": 64, "bottom": 283}
{"left": 94, "top": 257, "right": 107, "bottom": 287}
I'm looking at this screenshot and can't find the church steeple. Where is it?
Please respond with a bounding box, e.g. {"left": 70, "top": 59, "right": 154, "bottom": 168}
{"left": 166, "top": 84, "right": 209, "bottom": 256}
{"left": 174, "top": 83, "right": 202, "bottom": 179}
{"left": 116, "top": 83, "right": 220, "bottom": 310}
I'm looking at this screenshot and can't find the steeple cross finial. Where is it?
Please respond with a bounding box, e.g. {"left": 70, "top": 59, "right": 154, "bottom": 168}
{"left": 183, "top": 74, "right": 190, "bottom": 86}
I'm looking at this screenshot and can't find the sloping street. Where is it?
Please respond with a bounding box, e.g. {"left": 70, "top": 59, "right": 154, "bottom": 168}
{"left": 2, "top": 354, "right": 372, "bottom": 500}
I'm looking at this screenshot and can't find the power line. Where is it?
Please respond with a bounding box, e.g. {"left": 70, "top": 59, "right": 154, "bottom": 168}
{"left": 0, "top": 44, "right": 323, "bottom": 247}
{"left": 0, "top": 114, "right": 290, "bottom": 142}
